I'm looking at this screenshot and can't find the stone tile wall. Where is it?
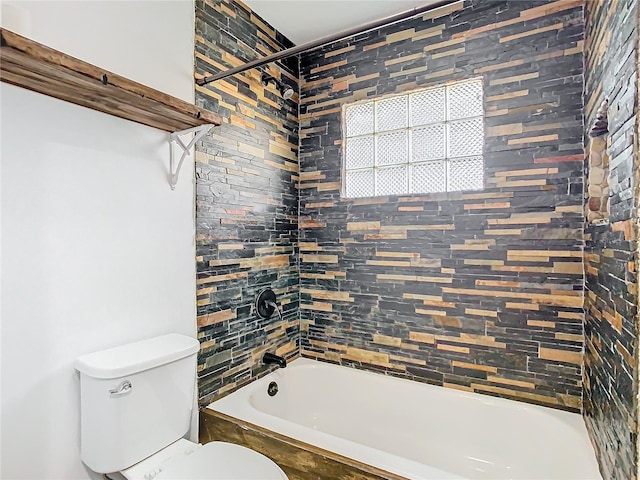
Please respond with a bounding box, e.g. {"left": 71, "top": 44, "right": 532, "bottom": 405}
{"left": 298, "top": 0, "right": 586, "bottom": 411}
{"left": 583, "top": 0, "right": 639, "bottom": 478}
{"left": 194, "top": 0, "right": 299, "bottom": 406}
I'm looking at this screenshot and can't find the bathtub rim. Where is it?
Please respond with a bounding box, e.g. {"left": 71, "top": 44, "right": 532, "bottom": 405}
{"left": 207, "top": 358, "right": 467, "bottom": 479}
{"left": 200, "top": 408, "right": 411, "bottom": 480}
{"left": 206, "top": 357, "right": 600, "bottom": 480}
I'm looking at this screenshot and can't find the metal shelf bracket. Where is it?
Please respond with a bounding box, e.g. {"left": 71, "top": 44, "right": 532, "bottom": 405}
{"left": 169, "top": 124, "right": 215, "bottom": 190}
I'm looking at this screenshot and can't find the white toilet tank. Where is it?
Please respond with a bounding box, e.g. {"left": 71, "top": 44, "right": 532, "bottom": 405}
{"left": 76, "top": 334, "right": 200, "bottom": 474}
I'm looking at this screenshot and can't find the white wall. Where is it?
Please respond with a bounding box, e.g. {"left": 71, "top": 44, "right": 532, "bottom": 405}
{"left": 0, "top": 2, "right": 197, "bottom": 478}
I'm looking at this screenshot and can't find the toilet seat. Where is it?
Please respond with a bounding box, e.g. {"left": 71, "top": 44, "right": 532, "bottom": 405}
{"left": 122, "top": 439, "right": 287, "bottom": 480}
{"left": 156, "top": 442, "right": 288, "bottom": 480}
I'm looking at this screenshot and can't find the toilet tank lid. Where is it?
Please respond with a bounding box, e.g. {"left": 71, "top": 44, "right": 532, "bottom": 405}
{"left": 75, "top": 334, "right": 199, "bottom": 379}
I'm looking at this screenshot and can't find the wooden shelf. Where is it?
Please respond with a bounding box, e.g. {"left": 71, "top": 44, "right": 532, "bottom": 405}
{"left": 0, "top": 28, "right": 222, "bottom": 132}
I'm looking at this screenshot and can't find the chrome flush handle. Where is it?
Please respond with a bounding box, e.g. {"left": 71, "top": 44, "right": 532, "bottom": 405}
{"left": 109, "top": 380, "right": 132, "bottom": 396}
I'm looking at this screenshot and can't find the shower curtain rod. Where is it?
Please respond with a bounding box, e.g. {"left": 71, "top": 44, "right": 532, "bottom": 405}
{"left": 196, "top": 0, "right": 459, "bottom": 86}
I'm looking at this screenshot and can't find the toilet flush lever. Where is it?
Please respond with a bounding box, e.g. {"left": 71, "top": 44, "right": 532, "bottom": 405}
{"left": 109, "top": 380, "right": 132, "bottom": 396}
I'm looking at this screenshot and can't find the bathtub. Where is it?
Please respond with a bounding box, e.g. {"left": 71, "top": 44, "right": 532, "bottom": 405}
{"left": 207, "top": 358, "right": 601, "bottom": 480}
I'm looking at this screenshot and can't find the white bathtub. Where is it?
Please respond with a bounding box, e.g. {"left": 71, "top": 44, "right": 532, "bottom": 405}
{"left": 208, "top": 358, "right": 601, "bottom": 480}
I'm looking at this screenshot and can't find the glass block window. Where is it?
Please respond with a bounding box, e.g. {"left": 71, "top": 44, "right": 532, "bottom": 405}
{"left": 343, "top": 78, "right": 484, "bottom": 198}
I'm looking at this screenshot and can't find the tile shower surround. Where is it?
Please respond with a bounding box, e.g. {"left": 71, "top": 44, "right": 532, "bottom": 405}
{"left": 298, "top": 0, "right": 585, "bottom": 411}
{"left": 194, "top": 0, "right": 300, "bottom": 405}
{"left": 195, "top": 1, "right": 640, "bottom": 477}
{"left": 583, "top": 0, "right": 639, "bottom": 478}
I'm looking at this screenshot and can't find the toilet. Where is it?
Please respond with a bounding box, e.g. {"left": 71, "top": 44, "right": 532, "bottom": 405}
{"left": 75, "top": 334, "right": 288, "bottom": 480}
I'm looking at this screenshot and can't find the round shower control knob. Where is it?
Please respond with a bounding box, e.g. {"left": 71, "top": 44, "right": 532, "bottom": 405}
{"left": 256, "top": 288, "right": 277, "bottom": 319}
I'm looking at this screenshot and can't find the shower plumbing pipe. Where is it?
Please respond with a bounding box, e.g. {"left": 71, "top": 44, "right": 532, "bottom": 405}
{"left": 196, "top": 0, "right": 459, "bottom": 86}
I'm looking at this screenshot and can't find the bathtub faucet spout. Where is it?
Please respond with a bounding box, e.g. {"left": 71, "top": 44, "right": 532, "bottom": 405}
{"left": 263, "top": 352, "right": 287, "bottom": 369}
